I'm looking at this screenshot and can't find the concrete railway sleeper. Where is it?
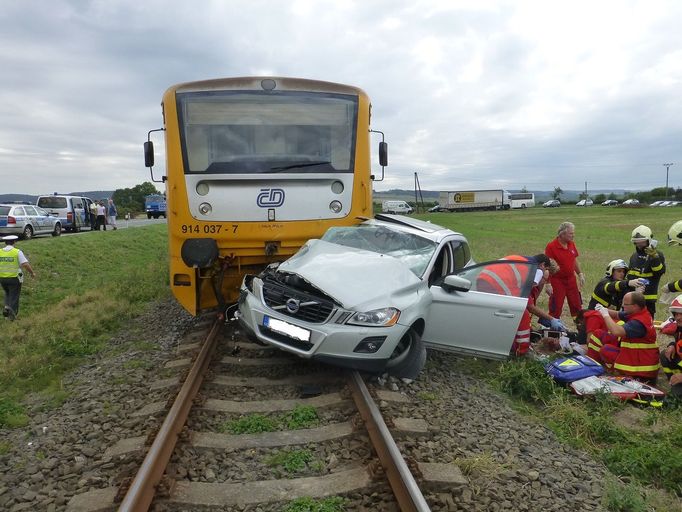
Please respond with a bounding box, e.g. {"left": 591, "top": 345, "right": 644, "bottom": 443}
{"left": 66, "top": 316, "right": 467, "bottom": 512}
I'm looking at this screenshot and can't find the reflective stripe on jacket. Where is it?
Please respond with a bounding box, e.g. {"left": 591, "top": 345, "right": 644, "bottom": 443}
{"left": 612, "top": 308, "right": 660, "bottom": 378}
{"left": 627, "top": 249, "right": 665, "bottom": 302}
{"left": 588, "top": 277, "right": 629, "bottom": 310}
{"left": 478, "top": 255, "right": 530, "bottom": 296}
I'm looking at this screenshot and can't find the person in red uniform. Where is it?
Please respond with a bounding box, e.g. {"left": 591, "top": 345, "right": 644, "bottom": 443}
{"left": 593, "top": 291, "right": 660, "bottom": 384}
{"left": 545, "top": 221, "right": 584, "bottom": 321}
{"left": 488, "top": 254, "right": 565, "bottom": 356}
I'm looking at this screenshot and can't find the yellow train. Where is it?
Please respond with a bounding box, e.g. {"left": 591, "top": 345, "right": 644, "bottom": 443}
{"left": 144, "top": 77, "right": 387, "bottom": 315}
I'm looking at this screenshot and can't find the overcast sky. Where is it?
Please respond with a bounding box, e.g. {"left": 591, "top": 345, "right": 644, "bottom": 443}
{"left": 2, "top": 0, "right": 681, "bottom": 196}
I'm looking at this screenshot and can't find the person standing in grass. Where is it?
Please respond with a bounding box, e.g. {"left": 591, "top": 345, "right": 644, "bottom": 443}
{"left": 0, "top": 235, "right": 35, "bottom": 320}
{"left": 545, "top": 221, "right": 584, "bottom": 322}
{"left": 96, "top": 201, "right": 107, "bottom": 231}
{"left": 107, "top": 198, "right": 118, "bottom": 231}
{"left": 626, "top": 225, "right": 665, "bottom": 316}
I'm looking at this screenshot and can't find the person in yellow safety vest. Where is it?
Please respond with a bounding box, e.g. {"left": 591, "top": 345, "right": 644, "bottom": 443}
{"left": 626, "top": 225, "right": 665, "bottom": 316}
{"left": 0, "top": 235, "right": 35, "bottom": 320}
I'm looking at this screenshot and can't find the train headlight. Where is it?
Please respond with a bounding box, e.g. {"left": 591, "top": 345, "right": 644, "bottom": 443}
{"left": 330, "top": 200, "right": 342, "bottom": 213}
{"left": 331, "top": 180, "right": 344, "bottom": 194}
{"left": 198, "top": 202, "right": 212, "bottom": 215}
{"left": 196, "top": 182, "right": 209, "bottom": 196}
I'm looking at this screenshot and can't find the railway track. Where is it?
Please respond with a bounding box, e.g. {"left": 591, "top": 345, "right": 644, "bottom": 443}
{"left": 66, "top": 313, "right": 467, "bottom": 511}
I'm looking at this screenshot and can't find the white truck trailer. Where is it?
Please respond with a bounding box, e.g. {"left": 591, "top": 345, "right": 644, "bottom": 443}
{"left": 438, "top": 189, "right": 510, "bottom": 212}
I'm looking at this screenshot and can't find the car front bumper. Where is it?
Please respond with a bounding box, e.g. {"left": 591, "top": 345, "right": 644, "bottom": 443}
{"left": 236, "top": 284, "right": 410, "bottom": 374}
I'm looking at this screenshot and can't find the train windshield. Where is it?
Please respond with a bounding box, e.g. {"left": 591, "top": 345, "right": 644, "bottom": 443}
{"left": 177, "top": 91, "right": 358, "bottom": 174}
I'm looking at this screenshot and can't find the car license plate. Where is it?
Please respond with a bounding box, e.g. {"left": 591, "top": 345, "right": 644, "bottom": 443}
{"left": 263, "top": 315, "right": 311, "bottom": 342}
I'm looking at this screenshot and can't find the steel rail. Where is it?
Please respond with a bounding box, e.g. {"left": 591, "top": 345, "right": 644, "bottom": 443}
{"left": 117, "top": 318, "right": 222, "bottom": 512}
{"left": 347, "top": 371, "right": 430, "bottom": 512}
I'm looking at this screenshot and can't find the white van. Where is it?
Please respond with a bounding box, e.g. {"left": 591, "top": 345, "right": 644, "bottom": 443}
{"left": 382, "top": 200, "right": 413, "bottom": 214}
{"left": 36, "top": 195, "right": 95, "bottom": 232}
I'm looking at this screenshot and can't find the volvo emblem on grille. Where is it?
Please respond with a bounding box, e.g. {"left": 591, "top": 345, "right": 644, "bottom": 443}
{"left": 285, "top": 298, "right": 300, "bottom": 313}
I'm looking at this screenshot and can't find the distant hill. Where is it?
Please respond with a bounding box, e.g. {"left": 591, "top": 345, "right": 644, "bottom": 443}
{"left": 0, "top": 191, "right": 114, "bottom": 204}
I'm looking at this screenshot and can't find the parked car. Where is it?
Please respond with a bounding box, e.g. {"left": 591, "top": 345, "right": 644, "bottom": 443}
{"left": 649, "top": 200, "right": 665, "bottom": 207}
{"left": 622, "top": 199, "right": 640, "bottom": 205}
{"left": 666, "top": 201, "right": 681, "bottom": 207}
{"left": 236, "top": 214, "right": 537, "bottom": 378}
{"left": 576, "top": 199, "right": 593, "bottom": 207}
{"left": 0, "top": 204, "right": 62, "bottom": 239}
{"left": 382, "top": 200, "right": 413, "bottom": 214}
{"left": 427, "top": 205, "right": 443, "bottom": 213}
{"left": 543, "top": 200, "right": 561, "bottom": 208}
{"left": 601, "top": 199, "right": 619, "bottom": 206}
{"left": 36, "top": 194, "right": 95, "bottom": 232}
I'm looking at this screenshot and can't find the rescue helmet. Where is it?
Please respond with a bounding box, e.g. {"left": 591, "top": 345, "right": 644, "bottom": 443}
{"left": 631, "top": 225, "right": 653, "bottom": 243}
{"left": 667, "top": 220, "right": 682, "bottom": 246}
{"left": 669, "top": 294, "right": 682, "bottom": 313}
{"left": 605, "top": 259, "right": 628, "bottom": 277}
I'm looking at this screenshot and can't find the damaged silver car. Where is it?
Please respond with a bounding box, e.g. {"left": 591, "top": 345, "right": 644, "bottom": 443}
{"left": 236, "top": 215, "right": 536, "bottom": 378}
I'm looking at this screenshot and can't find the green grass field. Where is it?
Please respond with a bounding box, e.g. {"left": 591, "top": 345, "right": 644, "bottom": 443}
{"left": 0, "top": 225, "right": 169, "bottom": 427}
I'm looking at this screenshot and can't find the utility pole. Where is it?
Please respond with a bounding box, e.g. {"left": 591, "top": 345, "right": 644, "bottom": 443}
{"left": 664, "top": 163, "right": 674, "bottom": 199}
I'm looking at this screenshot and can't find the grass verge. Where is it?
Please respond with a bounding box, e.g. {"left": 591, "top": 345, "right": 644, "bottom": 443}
{"left": 0, "top": 225, "right": 169, "bottom": 427}
{"left": 465, "top": 357, "right": 682, "bottom": 504}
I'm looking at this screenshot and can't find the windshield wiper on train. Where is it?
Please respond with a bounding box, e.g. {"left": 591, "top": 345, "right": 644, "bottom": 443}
{"left": 269, "top": 161, "right": 332, "bottom": 172}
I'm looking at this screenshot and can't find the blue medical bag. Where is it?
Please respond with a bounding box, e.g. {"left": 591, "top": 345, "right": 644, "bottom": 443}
{"left": 545, "top": 355, "right": 605, "bottom": 384}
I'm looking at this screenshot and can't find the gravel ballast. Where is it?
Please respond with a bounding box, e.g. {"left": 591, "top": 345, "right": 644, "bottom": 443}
{"left": 0, "top": 301, "right": 640, "bottom": 511}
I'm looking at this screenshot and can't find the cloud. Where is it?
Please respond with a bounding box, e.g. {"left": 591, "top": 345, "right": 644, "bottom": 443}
{"left": 1, "top": 0, "right": 681, "bottom": 195}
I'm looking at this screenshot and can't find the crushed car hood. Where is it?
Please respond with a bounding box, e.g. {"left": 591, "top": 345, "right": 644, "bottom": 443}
{"left": 277, "top": 239, "right": 422, "bottom": 309}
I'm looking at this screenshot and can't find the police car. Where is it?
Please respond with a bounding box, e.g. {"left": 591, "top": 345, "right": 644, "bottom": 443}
{"left": 0, "top": 203, "right": 62, "bottom": 239}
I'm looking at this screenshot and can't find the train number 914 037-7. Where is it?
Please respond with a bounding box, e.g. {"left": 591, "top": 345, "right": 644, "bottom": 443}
{"left": 181, "top": 224, "right": 238, "bottom": 234}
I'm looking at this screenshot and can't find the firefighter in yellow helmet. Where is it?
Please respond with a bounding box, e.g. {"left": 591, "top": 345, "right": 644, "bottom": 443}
{"left": 588, "top": 259, "right": 646, "bottom": 310}
{"left": 626, "top": 225, "right": 665, "bottom": 316}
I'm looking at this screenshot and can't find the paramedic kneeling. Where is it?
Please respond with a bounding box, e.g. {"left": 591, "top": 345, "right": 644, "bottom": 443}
{"left": 594, "top": 292, "right": 660, "bottom": 383}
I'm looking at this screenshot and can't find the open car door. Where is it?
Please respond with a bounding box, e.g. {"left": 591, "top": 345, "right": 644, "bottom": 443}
{"left": 422, "top": 260, "right": 537, "bottom": 359}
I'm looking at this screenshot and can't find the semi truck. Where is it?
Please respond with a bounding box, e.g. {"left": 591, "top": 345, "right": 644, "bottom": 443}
{"left": 438, "top": 189, "right": 510, "bottom": 212}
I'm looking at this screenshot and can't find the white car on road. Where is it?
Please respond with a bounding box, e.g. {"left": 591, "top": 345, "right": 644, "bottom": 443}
{"left": 237, "top": 215, "right": 537, "bottom": 378}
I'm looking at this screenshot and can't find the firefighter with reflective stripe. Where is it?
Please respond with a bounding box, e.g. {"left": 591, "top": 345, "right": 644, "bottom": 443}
{"left": 658, "top": 295, "right": 682, "bottom": 398}
{"left": 593, "top": 291, "right": 660, "bottom": 382}
{"left": 481, "top": 254, "right": 565, "bottom": 356}
{"left": 588, "top": 259, "right": 646, "bottom": 310}
{"left": 626, "top": 225, "right": 665, "bottom": 316}
{"left": 0, "top": 235, "right": 35, "bottom": 320}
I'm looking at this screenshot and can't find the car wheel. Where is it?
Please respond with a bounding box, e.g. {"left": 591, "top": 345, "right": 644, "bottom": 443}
{"left": 52, "top": 223, "right": 62, "bottom": 237}
{"left": 22, "top": 225, "right": 33, "bottom": 240}
{"left": 147, "top": 213, "right": 152, "bottom": 219}
{"left": 386, "top": 327, "right": 426, "bottom": 379}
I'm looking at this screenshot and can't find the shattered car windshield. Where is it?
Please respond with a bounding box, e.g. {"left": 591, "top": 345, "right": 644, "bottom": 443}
{"left": 321, "top": 225, "right": 438, "bottom": 277}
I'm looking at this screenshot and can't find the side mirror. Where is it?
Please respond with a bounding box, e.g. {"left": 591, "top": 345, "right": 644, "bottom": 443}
{"left": 379, "top": 141, "right": 388, "bottom": 167}
{"left": 442, "top": 275, "right": 472, "bottom": 292}
{"left": 144, "top": 141, "right": 155, "bottom": 168}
